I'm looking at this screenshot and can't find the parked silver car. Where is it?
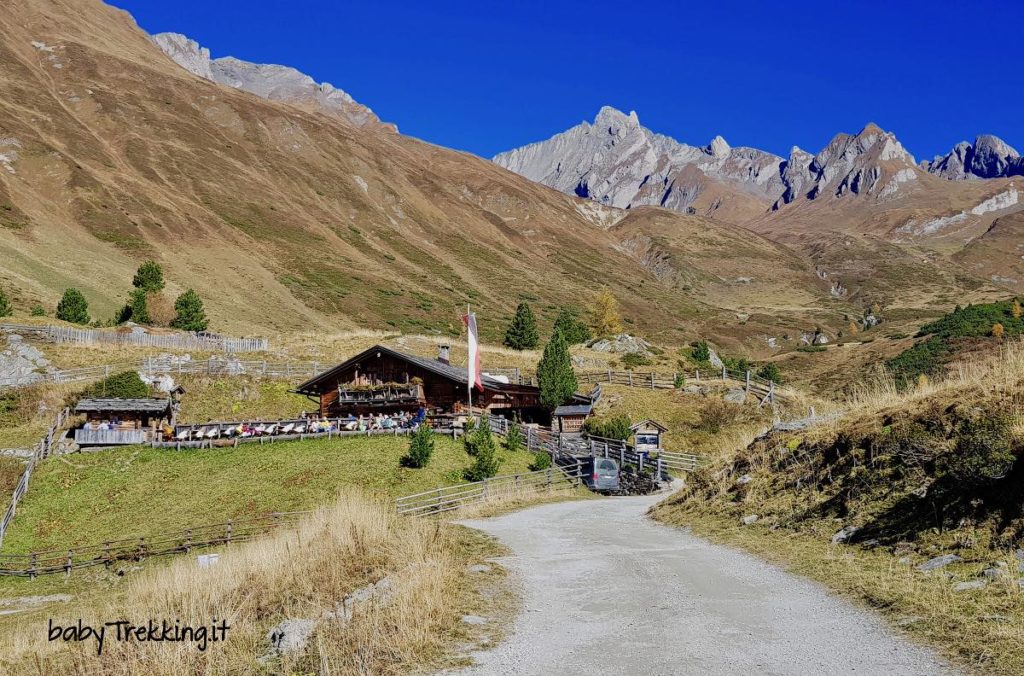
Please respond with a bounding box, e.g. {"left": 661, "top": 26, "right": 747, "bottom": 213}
{"left": 582, "top": 457, "right": 620, "bottom": 493}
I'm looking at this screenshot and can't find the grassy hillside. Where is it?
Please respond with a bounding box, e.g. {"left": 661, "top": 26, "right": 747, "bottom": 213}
{"left": 654, "top": 341, "right": 1024, "bottom": 673}
{"left": 1, "top": 435, "right": 534, "bottom": 555}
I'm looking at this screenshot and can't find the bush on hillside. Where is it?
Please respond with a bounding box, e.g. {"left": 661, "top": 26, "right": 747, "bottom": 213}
{"left": 552, "top": 307, "right": 592, "bottom": 345}
{"left": 55, "top": 288, "right": 89, "bottom": 325}
{"left": 171, "top": 289, "right": 209, "bottom": 332}
{"left": 504, "top": 421, "right": 525, "bottom": 453}
{"left": 82, "top": 370, "right": 150, "bottom": 399}
{"left": 757, "top": 362, "right": 783, "bottom": 384}
{"left": 30, "top": 305, "right": 45, "bottom": 317}
{"left": 464, "top": 423, "right": 500, "bottom": 481}
{"left": 132, "top": 260, "right": 165, "bottom": 293}
{"left": 401, "top": 425, "right": 435, "bottom": 468}
{"left": 583, "top": 413, "right": 632, "bottom": 441}
{"left": 942, "top": 414, "right": 1016, "bottom": 487}
{"left": 885, "top": 336, "right": 949, "bottom": 386}
{"left": 503, "top": 302, "right": 539, "bottom": 350}
{"left": 696, "top": 399, "right": 742, "bottom": 434}
{"left": 528, "top": 450, "right": 552, "bottom": 471}
{"left": 620, "top": 353, "right": 652, "bottom": 369}
{"left": 691, "top": 340, "right": 711, "bottom": 364}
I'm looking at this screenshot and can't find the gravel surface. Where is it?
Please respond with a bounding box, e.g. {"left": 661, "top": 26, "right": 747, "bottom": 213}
{"left": 458, "top": 492, "right": 954, "bottom": 675}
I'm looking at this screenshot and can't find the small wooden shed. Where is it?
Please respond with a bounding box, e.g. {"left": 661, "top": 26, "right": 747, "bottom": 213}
{"left": 552, "top": 403, "right": 593, "bottom": 434}
{"left": 630, "top": 419, "right": 667, "bottom": 452}
{"left": 74, "top": 397, "right": 174, "bottom": 446}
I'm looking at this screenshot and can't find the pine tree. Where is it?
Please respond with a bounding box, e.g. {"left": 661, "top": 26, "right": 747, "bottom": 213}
{"left": 170, "top": 289, "right": 208, "bottom": 332}
{"left": 0, "top": 286, "right": 11, "bottom": 317}
{"left": 55, "top": 288, "right": 89, "bottom": 325}
{"left": 589, "top": 287, "right": 623, "bottom": 337}
{"left": 692, "top": 340, "right": 711, "bottom": 364}
{"left": 132, "top": 260, "right": 165, "bottom": 293}
{"left": 128, "top": 288, "right": 151, "bottom": 325}
{"left": 464, "top": 423, "right": 500, "bottom": 481}
{"left": 537, "top": 330, "right": 578, "bottom": 410}
{"left": 401, "top": 425, "right": 435, "bottom": 468}
{"left": 552, "top": 307, "right": 592, "bottom": 345}
{"left": 503, "top": 302, "right": 539, "bottom": 350}
{"left": 504, "top": 421, "right": 525, "bottom": 453}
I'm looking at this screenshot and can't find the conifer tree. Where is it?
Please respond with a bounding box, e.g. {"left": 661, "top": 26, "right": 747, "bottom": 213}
{"left": 170, "top": 289, "right": 208, "bottom": 332}
{"left": 55, "top": 288, "right": 89, "bottom": 325}
{"left": 128, "top": 288, "right": 151, "bottom": 325}
{"left": 132, "top": 260, "right": 165, "bottom": 293}
{"left": 0, "top": 286, "right": 11, "bottom": 318}
{"left": 503, "top": 302, "right": 539, "bottom": 350}
{"left": 537, "top": 330, "right": 578, "bottom": 410}
{"left": 552, "top": 307, "right": 592, "bottom": 345}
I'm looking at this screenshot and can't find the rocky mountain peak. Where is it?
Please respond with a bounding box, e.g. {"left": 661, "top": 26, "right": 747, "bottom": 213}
{"left": 923, "top": 134, "right": 1021, "bottom": 180}
{"left": 593, "top": 106, "right": 640, "bottom": 132}
{"left": 707, "top": 135, "right": 731, "bottom": 157}
{"left": 151, "top": 32, "right": 392, "bottom": 130}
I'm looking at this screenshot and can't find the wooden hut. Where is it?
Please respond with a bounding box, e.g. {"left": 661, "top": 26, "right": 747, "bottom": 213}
{"left": 74, "top": 398, "right": 174, "bottom": 446}
{"left": 630, "top": 419, "right": 668, "bottom": 452}
{"left": 293, "top": 345, "right": 550, "bottom": 422}
{"left": 552, "top": 403, "right": 593, "bottom": 435}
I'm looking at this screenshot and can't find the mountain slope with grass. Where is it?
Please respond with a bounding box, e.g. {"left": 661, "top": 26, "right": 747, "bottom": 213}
{"left": 0, "top": 0, "right": 832, "bottom": 345}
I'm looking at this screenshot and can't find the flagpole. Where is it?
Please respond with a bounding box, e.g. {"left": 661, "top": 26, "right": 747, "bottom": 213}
{"left": 466, "top": 303, "right": 472, "bottom": 417}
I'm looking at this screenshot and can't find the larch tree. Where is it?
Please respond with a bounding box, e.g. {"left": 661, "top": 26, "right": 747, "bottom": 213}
{"left": 589, "top": 287, "right": 623, "bottom": 337}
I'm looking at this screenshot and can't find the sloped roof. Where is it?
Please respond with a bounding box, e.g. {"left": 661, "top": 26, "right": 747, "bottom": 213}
{"left": 553, "top": 404, "right": 593, "bottom": 417}
{"left": 293, "top": 344, "right": 508, "bottom": 395}
{"left": 630, "top": 418, "right": 668, "bottom": 432}
{"left": 75, "top": 398, "right": 172, "bottom": 413}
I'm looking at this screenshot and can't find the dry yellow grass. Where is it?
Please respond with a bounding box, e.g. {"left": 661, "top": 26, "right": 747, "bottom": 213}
{"left": 0, "top": 491, "right": 511, "bottom": 675}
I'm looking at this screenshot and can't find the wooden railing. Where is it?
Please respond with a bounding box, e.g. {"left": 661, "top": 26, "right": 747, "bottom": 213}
{"left": 74, "top": 428, "right": 148, "bottom": 446}
{"left": 336, "top": 384, "right": 424, "bottom": 406}
{"left": 0, "top": 511, "right": 309, "bottom": 578}
{"left": 395, "top": 465, "right": 583, "bottom": 517}
{"left": 576, "top": 367, "right": 780, "bottom": 403}
{"left": 0, "top": 407, "right": 70, "bottom": 548}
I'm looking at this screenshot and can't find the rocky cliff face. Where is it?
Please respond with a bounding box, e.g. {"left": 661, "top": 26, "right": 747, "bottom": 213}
{"left": 151, "top": 32, "right": 393, "bottom": 131}
{"left": 492, "top": 106, "right": 784, "bottom": 218}
{"left": 772, "top": 123, "right": 920, "bottom": 208}
{"left": 923, "top": 135, "right": 1022, "bottom": 179}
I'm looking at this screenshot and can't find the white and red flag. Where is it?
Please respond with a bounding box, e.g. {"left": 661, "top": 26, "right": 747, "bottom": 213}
{"left": 462, "top": 311, "right": 483, "bottom": 392}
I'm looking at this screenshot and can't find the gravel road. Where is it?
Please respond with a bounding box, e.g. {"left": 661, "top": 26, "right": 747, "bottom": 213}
{"left": 458, "top": 492, "right": 953, "bottom": 676}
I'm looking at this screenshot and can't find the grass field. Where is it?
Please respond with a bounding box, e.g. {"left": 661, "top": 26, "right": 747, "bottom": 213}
{"left": 0, "top": 434, "right": 534, "bottom": 555}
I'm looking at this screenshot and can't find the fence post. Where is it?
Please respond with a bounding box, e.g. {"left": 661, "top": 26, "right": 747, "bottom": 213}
{"left": 628, "top": 371, "right": 633, "bottom": 386}
{"left": 185, "top": 529, "right": 193, "bottom": 552}
{"left": 696, "top": 369, "right": 700, "bottom": 382}
{"left": 575, "top": 458, "right": 582, "bottom": 486}
{"left": 745, "top": 370, "right": 751, "bottom": 393}
{"left": 722, "top": 365, "right": 727, "bottom": 381}
{"left": 29, "top": 553, "right": 37, "bottom": 580}
{"left": 650, "top": 372, "right": 655, "bottom": 390}
{"left": 620, "top": 446, "right": 625, "bottom": 466}
{"left": 138, "top": 537, "right": 147, "bottom": 561}
{"left": 546, "top": 467, "right": 553, "bottom": 489}
{"left": 607, "top": 369, "right": 612, "bottom": 383}
{"left": 65, "top": 550, "right": 73, "bottom": 577}
{"left": 657, "top": 458, "right": 663, "bottom": 481}
{"left": 226, "top": 520, "right": 233, "bottom": 544}
{"left": 103, "top": 542, "right": 111, "bottom": 566}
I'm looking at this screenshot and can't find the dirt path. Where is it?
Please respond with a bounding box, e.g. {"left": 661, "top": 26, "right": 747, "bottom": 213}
{"left": 458, "top": 492, "right": 953, "bottom": 675}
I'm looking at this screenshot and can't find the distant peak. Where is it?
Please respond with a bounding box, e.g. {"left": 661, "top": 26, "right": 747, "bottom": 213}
{"left": 594, "top": 106, "right": 640, "bottom": 128}
{"left": 707, "top": 135, "right": 730, "bottom": 157}
{"left": 857, "top": 122, "right": 885, "bottom": 137}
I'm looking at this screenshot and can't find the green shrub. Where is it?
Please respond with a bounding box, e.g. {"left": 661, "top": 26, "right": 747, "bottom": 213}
{"left": 796, "top": 345, "right": 826, "bottom": 353}
{"left": 401, "top": 425, "right": 435, "bottom": 468}
{"left": 528, "top": 451, "right": 552, "bottom": 471}
{"left": 757, "top": 362, "right": 783, "bottom": 384}
{"left": 464, "top": 423, "right": 500, "bottom": 481}
{"left": 885, "top": 336, "right": 949, "bottom": 386}
{"left": 692, "top": 340, "right": 711, "bottom": 364}
{"left": 55, "top": 288, "right": 89, "bottom": 325}
{"left": 673, "top": 372, "right": 686, "bottom": 388}
{"left": 504, "top": 421, "right": 525, "bottom": 453}
{"left": 942, "top": 414, "right": 1016, "bottom": 486}
{"left": 584, "top": 413, "right": 632, "bottom": 440}
{"left": 620, "top": 353, "right": 652, "bottom": 369}
{"left": 696, "top": 399, "right": 742, "bottom": 434}
{"left": 82, "top": 370, "right": 150, "bottom": 399}
{"left": 128, "top": 288, "right": 151, "bottom": 324}
{"left": 722, "top": 355, "right": 751, "bottom": 373}
{"left": 29, "top": 305, "right": 45, "bottom": 317}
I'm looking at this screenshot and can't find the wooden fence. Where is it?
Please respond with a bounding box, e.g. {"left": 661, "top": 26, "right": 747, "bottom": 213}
{"left": 0, "top": 323, "right": 268, "bottom": 353}
{"left": 576, "top": 367, "right": 780, "bottom": 404}
{"left": 395, "top": 465, "right": 583, "bottom": 517}
{"left": 0, "top": 511, "right": 309, "bottom": 578}
{"left": 0, "top": 407, "right": 70, "bottom": 548}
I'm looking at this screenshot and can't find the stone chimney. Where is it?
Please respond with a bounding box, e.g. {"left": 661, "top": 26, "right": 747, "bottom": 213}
{"left": 437, "top": 344, "right": 450, "bottom": 365}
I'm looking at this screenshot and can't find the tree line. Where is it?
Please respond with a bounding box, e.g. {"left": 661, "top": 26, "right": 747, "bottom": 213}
{"left": 0, "top": 261, "right": 208, "bottom": 332}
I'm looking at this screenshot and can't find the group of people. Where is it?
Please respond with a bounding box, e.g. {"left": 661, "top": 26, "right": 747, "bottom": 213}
{"left": 172, "top": 408, "right": 428, "bottom": 441}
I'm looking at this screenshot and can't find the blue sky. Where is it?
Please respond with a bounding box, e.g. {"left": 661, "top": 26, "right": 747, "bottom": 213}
{"left": 112, "top": 0, "right": 1024, "bottom": 161}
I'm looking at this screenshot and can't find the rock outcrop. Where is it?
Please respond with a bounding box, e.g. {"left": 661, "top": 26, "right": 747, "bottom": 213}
{"left": 923, "top": 135, "right": 1023, "bottom": 180}
{"left": 773, "top": 123, "right": 920, "bottom": 208}
{"left": 492, "top": 106, "right": 785, "bottom": 215}
{"left": 151, "top": 33, "right": 393, "bottom": 131}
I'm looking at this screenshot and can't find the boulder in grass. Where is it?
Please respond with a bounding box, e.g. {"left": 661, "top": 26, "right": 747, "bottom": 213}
{"left": 831, "top": 526, "right": 859, "bottom": 545}
{"left": 266, "top": 618, "right": 317, "bottom": 655}
{"left": 952, "top": 580, "right": 987, "bottom": 592}
{"left": 741, "top": 514, "right": 759, "bottom": 526}
{"left": 916, "top": 554, "right": 961, "bottom": 572}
